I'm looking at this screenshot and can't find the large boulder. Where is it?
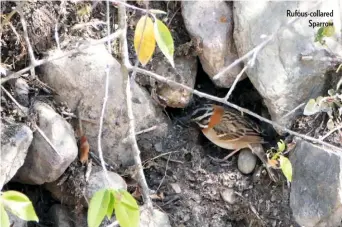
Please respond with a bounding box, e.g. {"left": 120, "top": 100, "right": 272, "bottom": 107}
{"left": 290, "top": 138, "right": 342, "bottom": 227}
{"left": 40, "top": 38, "right": 170, "bottom": 166}
{"left": 233, "top": 1, "right": 341, "bottom": 131}
{"left": 0, "top": 121, "right": 32, "bottom": 189}
{"left": 14, "top": 102, "right": 78, "bottom": 184}
{"left": 182, "top": 1, "right": 243, "bottom": 88}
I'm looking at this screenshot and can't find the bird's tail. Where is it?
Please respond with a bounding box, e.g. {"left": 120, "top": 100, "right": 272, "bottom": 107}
{"left": 248, "top": 144, "right": 279, "bottom": 182}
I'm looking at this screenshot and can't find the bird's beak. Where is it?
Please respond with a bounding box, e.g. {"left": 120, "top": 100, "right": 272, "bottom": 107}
{"left": 173, "top": 114, "right": 193, "bottom": 127}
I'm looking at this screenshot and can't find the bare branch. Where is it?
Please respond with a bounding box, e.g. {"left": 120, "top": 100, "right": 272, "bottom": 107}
{"left": 320, "top": 123, "right": 342, "bottom": 141}
{"left": 213, "top": 35, "right": 273, "bottom": 81}
{"left": 17, "top": 8, "right": 36, "bottom": 78}
{"left": 118, "top": 0, "right": 153, "bottom": 211}
{"left": 132, "top": 67, "right": 342, "bottom": 152}
{"left": 156, "top": 152, "right": 171, "bottom": 192}
{"left": 280, "top": 103, "right": 305, "bottom": 120}
{"left": 136, "top": 125, "right": 157, "bottom": 136}
{"left": 1, "top": 86, "right": 62, "bottom": 157}
{"left": 1, "top": 29, "right": 123, "bottom": 84}
{"left": 95, "top": 0, "right": 114, "bottom": 186}
{"left": 224, "top": 65, "right": 248, "bottom": 101}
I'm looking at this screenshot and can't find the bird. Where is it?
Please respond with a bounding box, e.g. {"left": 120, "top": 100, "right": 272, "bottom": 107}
{"left": 190, "top": 104, "right": 278, "bottom": 182}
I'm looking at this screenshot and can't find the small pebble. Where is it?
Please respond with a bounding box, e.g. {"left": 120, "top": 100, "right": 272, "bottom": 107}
{"left": 170, "top": 183, "right": 182, "bottom": 194}
{"left": 271, "top": 194, "right": 277, "bottom": 202}
{"left": 183, "top": 214, "right": 190, "bottom": 222}
{"left": 154, "top": 142, "right": 163, "bottom": 152}
{"left": 220, "top": 188, "right": 236, "bottom": 204}
{"left": 237, "top": 148, "right": 257, "bottom": 174}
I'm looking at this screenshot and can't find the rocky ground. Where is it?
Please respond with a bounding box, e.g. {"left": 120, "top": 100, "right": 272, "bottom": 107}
{"left": 1, "top": 1, "right": 341, "bottom": 227}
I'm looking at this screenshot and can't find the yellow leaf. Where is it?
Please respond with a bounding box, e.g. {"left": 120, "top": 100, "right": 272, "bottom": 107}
{"left": 134, "top": 16, "right": 156, "bottom": 66}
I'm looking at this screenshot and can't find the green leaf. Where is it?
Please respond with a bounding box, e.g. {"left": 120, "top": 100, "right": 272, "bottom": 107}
{"left": 87, "top": 189, "right": 111, "bottom": 227}
{"left": 315, "top": 27, "right": 324, "bottom": 43}
{"left": 154, "top": 19, "right": 175, "bottom": 67}
{"left": 322, "top": 22, "right": 335, "bottom": 37}
{"left": 117, "top": 190, "right": 139, "bottom": 210}
{"left": 149, "top": 9, "right": 167, "bottom": 15}
{"left": 303, "top": 99, "right": 319, "bottom": 115}
{"left": 114, "top": 202, "right": 140, "bottom": 227}
{"left": 279, "top": 156, "right": 292, "bottom": 182}
{"left": 277, "top": 140, "right": 286, "bottom": 153}
{"left": 1, "top": 191, "right": 38, "bottom": 222}
{"left": 106, "top": 191, "right": 115, "bottom": 220}
{"left": 0, "top": 204, "right": 10, "bottom": 227}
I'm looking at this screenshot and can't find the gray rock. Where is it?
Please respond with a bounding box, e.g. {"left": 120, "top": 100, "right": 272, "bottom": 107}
{"left": 237, "top": 148, "right": 257, "bottom": 174}
{"left": 182, "top": 1, "right": 243, "bottom": 88}
{"left": 45, "top": 166, "right": 127, "bottom": 207}
{"left": 14, "top": 102, "right": 78, "bottom": 184}
{"left": 13, "top": 78, "right": 30, "bottom": 107}
{"left": 40, "top": 38, "right": 169, "bottom": 166}
{"left": 220, "top": 188, "right": 236, "bottom": 204}
{"left": 290, "top": 138, "right": 342, "bottom": 227}
{"left": 85, "top": 166, "right": 127, "bottom": 202}
{"left": 140, "top": 205, "right": 171, "bottom": 227}
{"left": 150, "top": 56, "right": 197, "bottom": 108}
{"left": 8, "top": 211, "right": 27, "bottom": 227}
{"left": 0, "top": 121, "right": 32, "bottom": 189}
{"left": 48, "top": 205, "right": 73, "bottom": 227}
{"left": 233, "top": 1, "right": 341, "bottom": 131}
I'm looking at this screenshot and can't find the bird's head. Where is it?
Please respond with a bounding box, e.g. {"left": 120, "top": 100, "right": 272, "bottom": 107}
{"left": 190, "top": 104, "right": 217, "bottom": 129}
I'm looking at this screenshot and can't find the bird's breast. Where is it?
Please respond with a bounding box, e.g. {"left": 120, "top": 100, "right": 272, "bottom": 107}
{"left": 202, "top": 128, "right": 247, "bottom": 150}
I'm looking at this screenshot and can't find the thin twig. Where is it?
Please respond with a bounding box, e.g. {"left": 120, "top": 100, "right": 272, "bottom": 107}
{"left": 54, "top": 24, "right": 61, "bottom": 50}
{"left": 1, "top": 29, "right": 123, "bottom": 84}
{"left": 71, "top": 21, "right": 107, "bottom": 30}
{"left": 280, "top": 103, "right": 305, "bottom": 120}
{"left": 224, "top": 65, "right": 248, "bottom": 101}
{"left": 17, "top": 8, "right": 37, "bottom": 78}
{"left": 0, "top": 86, "right": 28, "bottom": 115}
{"left": 156, "top": 152, "right": 171, "bottom": 192}
{"left": 136, "top": 125, "right": 157, "bottom": 135}
{"left": 1, "top": 86, "right": 62, "bottom": 156}
{"left": 234, "top": 192, "right": 266, "bottom": 226}
{"left": 112, "top": 0, "right": 149, "bottom": 14}
{"left": 143, "top": 150, "right": 181, "bottom": 165}
{"left": 213, "top": 35, "right": 273, "bottom": 81}
{"left": 96, "top": 0, "right": 113, "bottom": 186}
{"left": 118, "top": 0, "right": 153, "bottom": 211}
{"left": 60, "top": 111, "right": 98, "bottom": 124}
{"left": 132, "top": 67, "right": 342, "bottom": 152}
{"left": 320, "top": 124, "right": 342, "bottom": 141}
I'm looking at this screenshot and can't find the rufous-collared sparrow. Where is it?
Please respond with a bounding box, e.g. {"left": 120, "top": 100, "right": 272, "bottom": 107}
{"left": 191, "top": 104, "right": 278, "bottom": 182}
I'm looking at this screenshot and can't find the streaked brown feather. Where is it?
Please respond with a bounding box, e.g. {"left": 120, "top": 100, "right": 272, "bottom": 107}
{"left": 208, "top": 105, "right": 264, "bottom": 144}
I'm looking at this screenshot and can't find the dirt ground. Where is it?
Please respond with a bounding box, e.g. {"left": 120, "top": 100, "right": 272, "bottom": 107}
{"left": 0, "top": 1, "right": 309, "bottom": 226}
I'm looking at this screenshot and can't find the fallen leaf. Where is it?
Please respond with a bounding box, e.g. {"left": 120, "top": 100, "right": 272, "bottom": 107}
{"left": 79, "top": 135, "right": 90, "bottom": 165}
{"left": 268, "top": 159, "right": 279, "bottom": 168}
{"left": 220, "top": 16, "right": 227, "bottom": 23}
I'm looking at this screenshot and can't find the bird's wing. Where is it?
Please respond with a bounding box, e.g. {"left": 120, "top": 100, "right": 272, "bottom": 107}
{"left": 213, "top": 109, "right": 263, "bottom": 143}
